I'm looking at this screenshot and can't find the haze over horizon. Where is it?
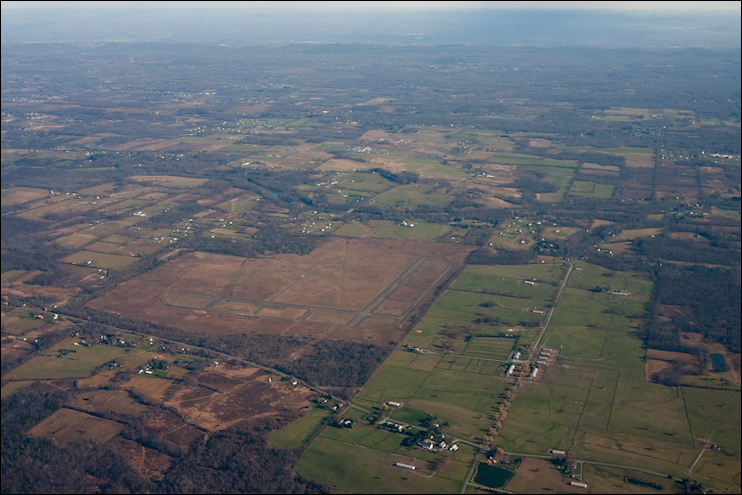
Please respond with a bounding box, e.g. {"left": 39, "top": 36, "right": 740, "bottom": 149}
{"left": 2, "top": 2, "right": 740, "bottom": 48}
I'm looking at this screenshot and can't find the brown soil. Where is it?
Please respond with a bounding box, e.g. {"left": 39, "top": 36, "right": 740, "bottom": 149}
{"left": 645, "top": 359, "right": 671, "bottom": 381}
{"left": 646, "top": 349, "right": 699, "bottom": 365}
{"left": 165, "top": 367, "right": 313, "bottom": 432}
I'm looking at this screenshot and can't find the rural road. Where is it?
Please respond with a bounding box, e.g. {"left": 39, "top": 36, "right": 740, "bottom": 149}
{"left": 461, "top": 453, "right": 483, "bottom": 494}
{"left": 532, "top": 260, "right": 573, "bottom": 350}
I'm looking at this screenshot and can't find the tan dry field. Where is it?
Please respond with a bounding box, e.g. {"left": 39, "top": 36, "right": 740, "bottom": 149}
{"left": 359, "top": 130, "right": 399, "bottom": 141}
{"left": 1, "top": 283, "right": 79, "bottom": 307}
{"left": 646, "top": 349, "right": 700, "bottom": 365}
{"left": 124, "top": 376, "right": 174, "bottom": 402}
{"left": 1, "top": 187, "right": 50, "bottom": 206}
{"left": 474, "top": 197, "right": 517, "bottom": 208}
{"left": 165, "top": 366, "right": 312, "bottom": 431}
{"left": 28, "top": 408, "right": 123, "bottom": 447}
{"left": 274, "top": 151, "right": 333, "bottom": 169}
{"left": 645, "top": 359, "right": 672, "bottom": 381}
{"left": 529, "top": 138, "right": 552, "bottom": 148}
{"left": 89, "top": 237, "right": 470, "bottom": 345}
{"left": 67, "top": 389, "right": 149, "bottom": 416}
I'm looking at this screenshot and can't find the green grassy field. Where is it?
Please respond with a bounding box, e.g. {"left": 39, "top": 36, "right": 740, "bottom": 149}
{"left": 372, "top": 184, "right": 453, "bottom": 208}
{"left": 5, "top": 341, "right": 126, "bottom": 380}
{"left": 570, "top": 180, "right": 616, "bottom": 198}
{"left": 364, "top": 220, "right": 450, "bottom": 241}
{"left": 268, "top": 407, "right": 331, "bottom": 449}
{"left": 61, "top": 250, "right": 140, "bottom": 270}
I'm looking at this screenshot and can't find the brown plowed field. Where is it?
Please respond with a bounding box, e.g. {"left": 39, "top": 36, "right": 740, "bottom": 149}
{"left": 88, "top": 237, "right": 471, "bottom": 346}
{"left": 68, "top": 389, "right": 149, "bottom": 416}
{"left": 165, "top": 367, "right": 313, "bottom": 431}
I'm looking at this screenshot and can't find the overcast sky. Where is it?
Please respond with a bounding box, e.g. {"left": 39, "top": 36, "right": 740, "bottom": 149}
{"left": 2, "top": 1, "right": 740, "bottom": 10}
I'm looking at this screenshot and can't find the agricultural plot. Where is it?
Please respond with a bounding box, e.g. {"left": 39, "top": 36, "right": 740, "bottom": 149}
{"left": 28, "top": 408, "right": 123, "bottom": 447}
{"left": 61, "top": 250, "right": 140, "bottom": 270}
{"left": 127, "top": 175, "right": 208, "bottom": 188}
{"left": 569, "top": 180, "right": 616, "bottom": 198}
{"left": 1, "top": 187, "right": 50, "bottom": 206}
{"left": 364, "top": 220, "right": 451, "bottom": 241}
{"left": 372, "top": 184, "right": 453, "bottom": 208}
{"left": 5, "top": 339, "right": 126, "bottom": 380}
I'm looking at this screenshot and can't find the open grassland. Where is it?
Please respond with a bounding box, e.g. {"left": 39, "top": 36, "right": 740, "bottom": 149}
{"left": 452, "top": 272, "right": 558, "bottom": 300}
{"left": 464, "top": 263, "right": 565, "bottom": 284}
{"left": 569, "top": 180, "right": 616, "bottom": 198}
{"left": 1, "top": 187, "right": 50, "bottom": 206}
{"left": 5, "top": 341, "right": 126, "bottom": 380}
{"left": 611, "top": 228, "right": 664, "bottom": 242}
{"left": 682, "top": 387, "right": 741, "bottom": 457}
{"left": 372, "top": 184, "right": 453, "bottom": 208}
{"left": 127, "top": 175, "right": 208, "bottom": 188}
{"left": 296, "top": 437, "right": 462, "bottom": 493}
{"left": 61, "top": 250, "right": 140, "bottom": 270}
{"left": 490, "top": 152, "right": 578, "bottom": 168}
{"left": 692, "top": 449, "right": 741, "bottom": 493}
{"left": 365, "top": 220, "right": 450, "bottom": 241}
{"left": 582, "top": 464, "right": 681, "bottom": 494}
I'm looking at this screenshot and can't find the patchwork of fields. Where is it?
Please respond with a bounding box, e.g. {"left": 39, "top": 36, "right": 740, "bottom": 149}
{"left": 294, "top": 259, "right": 742, "bottom": 493}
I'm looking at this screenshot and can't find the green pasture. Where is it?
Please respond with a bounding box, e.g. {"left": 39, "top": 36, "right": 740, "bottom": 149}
{"left": 407, "top": 353, "right": 443, "bottom": 372}
{"left": 489, "top": 152, "right": 578, "bottom": 168}
{"left": 580, "top": 368, "right": 620, "bottom": 430}
{"left": 608, "top": 369, "right": 694, "bottom": 446}
{"left": 5, "top": 341, "right": 126, "bottom": 380}
{"left": 365, "top": 220, "right": 450, "bottom": 241}
{"left": 463, "top": 263, "right": 565, "bottom": 284}
{"left": 61, "top": 250, "right": 139, "bottom": 270}
{"left": 215, "top": 197, "right": 258, "bottom": 214}
{"left": 452, "top": 273, "right": 557, "bottom": 301}
{"left": 268, "top": 407, "right": 331, "bottom": 449}
{"left": 410, "top": 388, "right": 501, "bottom": 417}
{"left": 1, "top": 307, "right": 53, "bottom": 334}
{"left": 599, "top": 320, "right": 645, "bottom": 369}
{"left": 570, "top": 181, "right": 616, "bottom": 198}
{"left": 372, "top": 184, "right": 453, "bottom": 208}
{"left": 427, "top": 291, "right": 544, "bottom": 326}
{"left": 463, "top": 337, "right": 516, "bottom": 360}
{"left": 683, "top": 388, "right": 741, "bottom": 457}
{"left": 571, "top": 429, "right": 700, "bottom": 480}
{"left": 693, "top": 449, "right": 742, "bottom": 492}
{"left": 542, "top": 309, "right": 612, "bottom": 359}
{"left": 570, "top": 261, "right": 653, "bottom": 296}
{"left": 396, "top": 157, "right": 469, "bottom": 178}
{"left": 332, "top": 221, "right": 369, "bottom": 237}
